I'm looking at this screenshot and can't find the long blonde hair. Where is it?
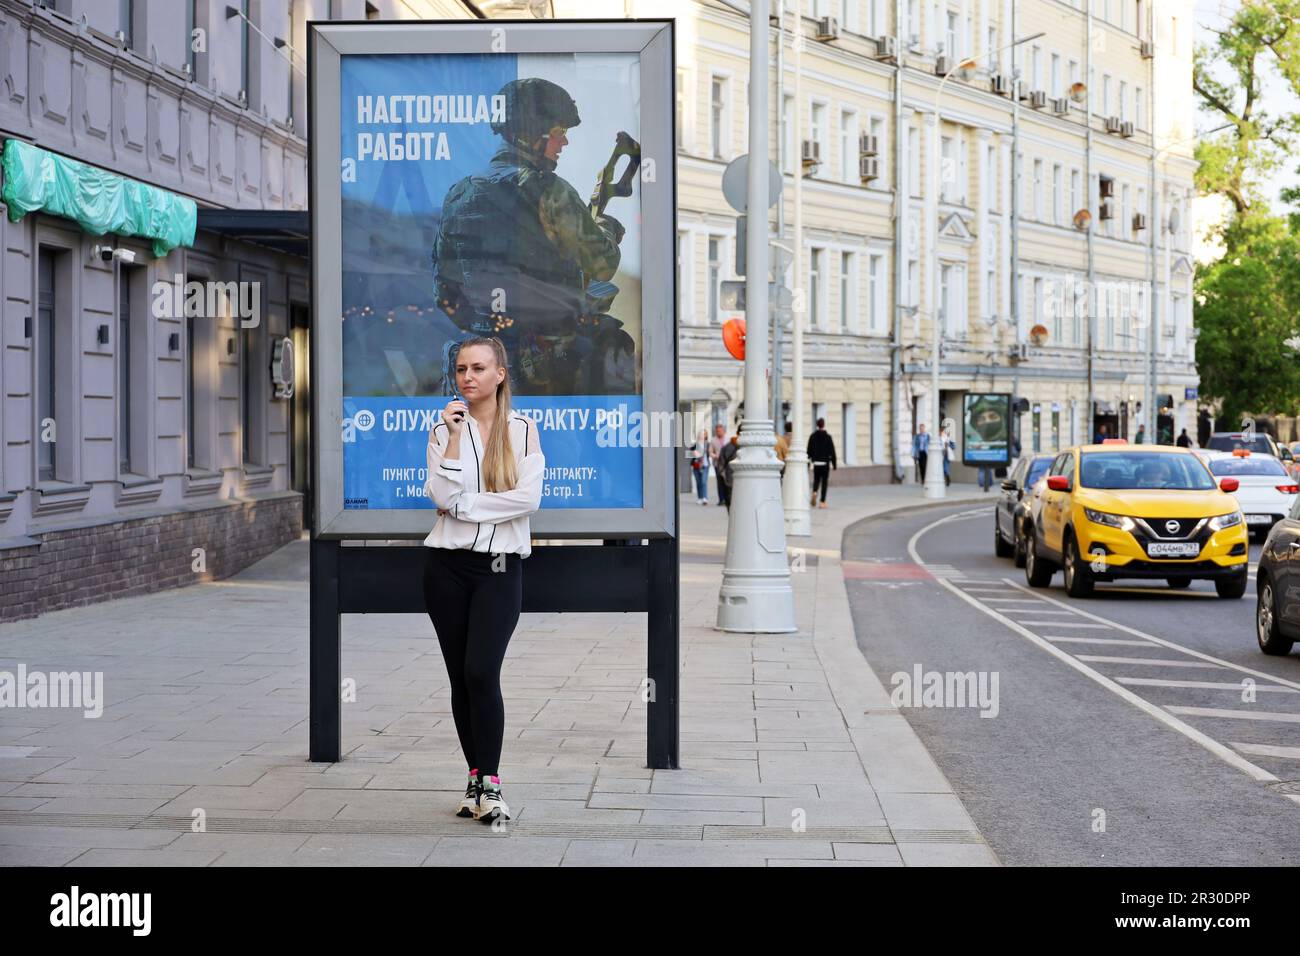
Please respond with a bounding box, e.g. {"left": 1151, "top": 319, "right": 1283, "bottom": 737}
{"left": 457, "top": 336, "right": 517, "bottom": 493}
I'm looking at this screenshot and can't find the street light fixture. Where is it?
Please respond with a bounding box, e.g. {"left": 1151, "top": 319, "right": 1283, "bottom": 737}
{"left": 924, "top": 31, "right": 1045, "bottom": 500}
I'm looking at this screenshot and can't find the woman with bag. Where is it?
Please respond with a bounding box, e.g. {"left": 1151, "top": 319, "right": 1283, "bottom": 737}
{"left": 423, "top": 335, "right": 544, "bottom": 825}
{"left": 688, "top": 428, "right": 710, "bottom": 505}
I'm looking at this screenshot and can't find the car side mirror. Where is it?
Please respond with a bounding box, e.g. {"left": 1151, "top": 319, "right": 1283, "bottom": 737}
{"left": 1219, "top": 477, "right": 1240, "bottom": 493}
{"left": 1000, "top": 479, "right": 1017, "bottom": 492}
{"left": 1046, "top": 475, "right": 1071, "bottom": 492}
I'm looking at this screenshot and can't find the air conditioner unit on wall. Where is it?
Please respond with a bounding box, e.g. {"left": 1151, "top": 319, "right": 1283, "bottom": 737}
{"left": 1140, "top": 39, "right": 1154, "bottom": 58}
{"left": 801, "top": 139, "right": 821, "bottom": 167}
{"left": 1028, "top": 90, "right": 1047, "bottom": 109}
{"left": 860, "top": 133, "right": 878, "bottom": 156}
{"left": 935, "top": 55, "right": 951, "bottom": 76}
{"left": 990, "top": 74, "right": 1011, "bottom": 96}
{"left": 815, "top": 17, "right": 839, "bottom": 41}
{"left": 1051, "top": 97, "right": 1070, "bottom": 115}
{"left": 1099, "top": 201, "right": 1114, "bottom": 221}
{"left": 1099, "top": 176, "right": 1114, "bottom": 198}
{"left": 1120, "top": 121, "right": 1135, "bottom": 138}
{"left": 1105, "top": 115, "right": 1123, "bottom": 134}
{"left": 859, "top": 155, "right": 880, "bottom": 182}
{"left": 874, "top": 35, "right": 897, "bottom": 60}
{"left": 1132, "top": 212, "right": 1147, "bottom": 231}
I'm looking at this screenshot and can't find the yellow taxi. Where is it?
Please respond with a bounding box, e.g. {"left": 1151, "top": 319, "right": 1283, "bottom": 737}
{"left": 1023, "top": 442, "right": 1250, "bottom": 598}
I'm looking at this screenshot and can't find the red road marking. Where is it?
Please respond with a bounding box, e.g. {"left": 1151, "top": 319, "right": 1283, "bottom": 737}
{"left": 842, "top": 560, "right": 933, "bottom": 580}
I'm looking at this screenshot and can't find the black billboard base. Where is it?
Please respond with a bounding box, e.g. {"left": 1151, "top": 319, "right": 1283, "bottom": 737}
{"left": 309, "top": 537, "right": 680, "bottom": 769}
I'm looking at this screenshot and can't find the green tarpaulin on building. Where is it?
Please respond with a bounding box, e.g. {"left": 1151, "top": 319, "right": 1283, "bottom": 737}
{"left": 1, "top": 139, "right": 196, "bottom": 257}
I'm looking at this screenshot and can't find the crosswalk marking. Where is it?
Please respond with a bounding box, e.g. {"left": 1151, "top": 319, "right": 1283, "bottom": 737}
{"left": 1118, "top": 678, "right": 1300, "bottom": 693}
{"left": 1005, "top": 609, "right": 1079, "bottom": 616}
{"left": 1016, "top": 621, "right": 1112, "bottom": 629}
{"left": 1164, "top": 706, "right": 1300, "bottom": 724}
{"left": 1045, "top": 636, "right": 1157, "bottom": 647}
{"left": 1075, "top": 656, "right": 1226, "bottom": 668}
{"left": 1231, "top": 742, "right": 1300, "bottom": 759}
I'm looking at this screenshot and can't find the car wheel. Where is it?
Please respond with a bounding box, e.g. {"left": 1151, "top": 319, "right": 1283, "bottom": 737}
{"left": 1256, "top": 577, "right": 1295, "bottom": 655}
{"left": 1215, "top": 568, "right": 1248, "bottom": 600}
{"left": 1025, "top": 530, "right": 1054, "bottom": 588}
{"left": 994, "top": 516, "right": 1014, "bottom": 558}
{"left": 1013, "top": 522, "right": 1028, "bottom": 569}
{"left": 1063, "top": 534, "right": 1095, "bottom": 598}
{"left": 1166, "top": 578, "right": 1192, "bottom": 590}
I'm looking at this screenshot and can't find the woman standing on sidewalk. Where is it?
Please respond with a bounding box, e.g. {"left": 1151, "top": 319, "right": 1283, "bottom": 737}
{"left": 688, "top": 428, "right": 711, "bottom": 504}
{"left": 423, "top": 336, "right": 544, "bottom": 825}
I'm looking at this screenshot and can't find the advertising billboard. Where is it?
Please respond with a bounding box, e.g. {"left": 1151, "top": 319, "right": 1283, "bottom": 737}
{"left": 310, "top": 21, "right": 676, "bottom": 539}
{"left": 962, "top": 392, "right": 1012, "bottom": 467}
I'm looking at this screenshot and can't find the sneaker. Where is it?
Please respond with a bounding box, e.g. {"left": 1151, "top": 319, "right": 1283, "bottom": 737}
{"left": 476, "top": 774, "right": 511, "bottom": 824}
{"left": 818, "top": 502, "right": 828, "bottom": 509}
{"left": 456, "top": 769, "right": 480, "bottom": 818}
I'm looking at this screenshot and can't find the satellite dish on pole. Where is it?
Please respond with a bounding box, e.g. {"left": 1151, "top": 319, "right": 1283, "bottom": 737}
{"left": 722, "top": 154, "right": 783, "bottom": 213}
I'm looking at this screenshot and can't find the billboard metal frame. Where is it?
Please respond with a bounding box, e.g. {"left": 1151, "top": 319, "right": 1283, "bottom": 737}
{"left": 309, "top": 18, "right": 677, "bottom": 541}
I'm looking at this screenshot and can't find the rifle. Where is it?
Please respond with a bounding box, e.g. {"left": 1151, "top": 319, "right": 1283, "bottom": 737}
{"left": 589, "top": 131, "right": 641, "bottom": 217}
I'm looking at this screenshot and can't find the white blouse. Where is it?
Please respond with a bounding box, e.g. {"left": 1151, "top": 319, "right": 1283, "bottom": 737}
{"left": 423, "top": 411, "right": 544, "bottom": 557}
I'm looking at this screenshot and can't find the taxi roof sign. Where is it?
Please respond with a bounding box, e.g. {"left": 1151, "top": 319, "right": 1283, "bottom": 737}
{"left": 1101, "top": 438, "right": 1128, "bottom": 444}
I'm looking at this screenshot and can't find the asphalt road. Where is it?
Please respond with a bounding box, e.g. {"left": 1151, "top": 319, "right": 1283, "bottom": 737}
{"left": 844, "top": 501, "right": 1300, "bottom": 867}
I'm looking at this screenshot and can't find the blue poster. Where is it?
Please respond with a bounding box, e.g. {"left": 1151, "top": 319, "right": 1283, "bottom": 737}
{"left": 339, "top": 52, "right": 644, "bottom": 511}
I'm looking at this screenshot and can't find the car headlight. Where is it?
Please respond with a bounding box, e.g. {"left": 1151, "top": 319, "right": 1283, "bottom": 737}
{"left": 1083, "top": 508, "right": 1136, "bottom": 531}
{"left": 1208, "top": 510, "right": 1243, "bottom": 531}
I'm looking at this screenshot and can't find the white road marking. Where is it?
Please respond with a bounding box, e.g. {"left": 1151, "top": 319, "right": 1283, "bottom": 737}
{"left": 1117, "top": 678, "right": 1299, "bottom": 693}
{"left": 1004, "top": 609, "right": 1079, "bottom": 616}
{"left": 1000, "top": 579, "right": 1300, "bottom": 692}
{"left": 906, "top": 515, "right": 1280, "bottom": 784}
{"left": 1231, "top": 742, "right": 1300, "bottom": 759}
{"left": 1164, "top": 706, "right": 1300, "bottom": 724}
{"left": 1075, "top": 655, "right": 1227, "bottom": 668}
{"left": 1015, "top": 621, "right": 1114, "bottom": 629}
{"left": 1046, "top": 636, "right": 1157, "bottom": 647}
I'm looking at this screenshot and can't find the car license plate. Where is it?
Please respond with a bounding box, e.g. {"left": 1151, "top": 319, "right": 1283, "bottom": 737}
{"left": 1147, "top": 542, "right": 1200, "bottom": 558}
{"left": 1245, "top": 514, "right": 1272, "bottom": 525}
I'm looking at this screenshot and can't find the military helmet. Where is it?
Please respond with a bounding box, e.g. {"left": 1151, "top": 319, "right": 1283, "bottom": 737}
{"left": 492, "top": 78, "right": 581, "bottom": 144}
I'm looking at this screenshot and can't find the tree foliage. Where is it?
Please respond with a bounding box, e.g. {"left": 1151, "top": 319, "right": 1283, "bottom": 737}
{"left": 1194, "top": 234, "right": 1300, "bottom": 424}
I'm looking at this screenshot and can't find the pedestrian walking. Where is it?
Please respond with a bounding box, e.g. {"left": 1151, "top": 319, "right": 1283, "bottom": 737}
{"left": 774, "top": 425, "right": 790, "bottom": 480}
{"left": 718, "top": 434, "right": 739, "bottom": 509}
{"left": 912, "top": 423, "right": 930, "bottom": 485}
{"left": 422, "top": 336, "right": 544, "bottom": 826}
{"left": 1176, "top": 428, "right": 1192, "bottom": 448}
{"left": 807, "top": 418, "right": 837, "bottom": 508}
{"left": 1094, "top": 423, "right": 1109, "bottom": 444}
{"left": 688, "top": 428, "right": 710, "bottom": 504}
{"left": 708, "top": 423, "right": 728, "bottom": 506}
{"left": 940, "top": 423, "right": 956, "bottom": 487}
{"left": 1135, "top": 424, "right": 1146, "bottom": 444}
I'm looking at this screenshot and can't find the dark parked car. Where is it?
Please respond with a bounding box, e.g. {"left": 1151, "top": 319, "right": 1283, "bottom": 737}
{"left": 995, "top": 454, "right": 1055, "bottom": 567}
{"left": 1255, "top": 495, "right": 1300, "bottom": 655}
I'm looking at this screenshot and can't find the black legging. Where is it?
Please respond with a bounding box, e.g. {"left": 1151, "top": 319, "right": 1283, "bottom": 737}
{"left": 812, "top": 464, "right": 830, "bottom": 503}
{"left": 421, "top": 545, "right": 523, "bottom": 777}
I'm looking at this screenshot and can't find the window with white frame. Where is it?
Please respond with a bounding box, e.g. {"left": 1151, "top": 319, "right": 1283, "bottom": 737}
{"left": 842, "top": 403, "right": 857, "bottom": 465}
{"left": 840, "top": 251, "right": 857, "bottom": 332}
{"left": 868, "top": 253, "right": 886, "bottom": 333}
{"left": 1070, "top": 168, "right": 1081, "bottom": 219}
{"left": 940, "top": 135, "right": 955, "bottom": 201}
{"left": 940, "top": 263, "right": 965, "bottom": 335}
{"left": 908, "top": 258, "right": 919, "bottom": 307}
{"left": 1031, "top": 45, "right": 1042, "bottom": 91}
{"left": 708, "top": 236, "right": 724, "bottom": 324}
{"left": 1119, "top": 80, "right": 1127, "bottom": 120}
{"left": 870, "top": 402, "right": 885, "bottom": 463}
{"left": 677, "top": 230, "right": 694, "bottom": 324}
{"left": 840, "top": 108, "right": 858, "bottom": 184}
{"left": 1069, "top": 58, "right": 1080, "bottom": 96}
{"left": 1121, "top": 183, "right": 1131, "bottom": 238}
{"left": 985, "top": 143, "right": 997, "bottom": 210}
{"left": 1136, "top": 86, "right": 1144, "bottom": 129}
{"left": 710, "top": 74, "right": 729, "bottom": 160}
{"left": 810, "top": 101, "right": 828, "bottom": 172}
{"left": 1033, "top": 159, "right": 1043, "bottom": 220}
{"left": 945, "top": 8, "right": 958, "bottom": 55}
{"left": 987, "top": 25, "right": 998, "bottom": 71}
{"left": 909, "top": 124, "right": 921, "bottom": 196}
{"left": 869, "top": 116, "right": 887, "bottom": 188}
{"left": 1104, "top": 285, "right": 1116, "bottom": 347}
{"left": 1050, "top": 53, "right": 1061, "bottom": 97}
{"left": 1102, "top": 74, "right": 1111, "bottom": 116}
{"left": 810, "top": 247, "right": 825, "bottom": 329}
{"left": 782, "top": 94, "right": 795, "bottom": 175}
{"left": 1052, "top": 164, "right": 1063, "bottom": 225}
{"left": 986, "top": 268, "right": 996, "bottom": 317}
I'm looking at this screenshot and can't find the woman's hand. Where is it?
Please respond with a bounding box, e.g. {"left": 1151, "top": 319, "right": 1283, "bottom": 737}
{"left": 442, "top": 399, "right": 468, "bottom": 435}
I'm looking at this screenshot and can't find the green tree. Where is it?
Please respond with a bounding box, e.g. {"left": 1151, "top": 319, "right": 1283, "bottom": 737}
{"left": 1193, "top": 0, "right": 1300, "bottom": 236}
{"left": 1194, "top": 234, "right": 1300, "bottom": 425}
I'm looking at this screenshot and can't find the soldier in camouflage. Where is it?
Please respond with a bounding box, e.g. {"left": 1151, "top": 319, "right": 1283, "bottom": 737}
{"left": 433, "top": 77, "right": 635, "bottom": 395}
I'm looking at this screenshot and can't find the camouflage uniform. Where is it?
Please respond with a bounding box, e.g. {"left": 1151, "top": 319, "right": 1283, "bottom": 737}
{"left": 433, "top": 78, "right": 634, "bottom": 394}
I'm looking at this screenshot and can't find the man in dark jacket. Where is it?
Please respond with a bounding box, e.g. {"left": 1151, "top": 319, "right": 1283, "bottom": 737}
{"left": 718, "top": 435, "right": 739, "bottom": 509}
{"left": 807, "top": 418, "right": 837, "bottom": 508}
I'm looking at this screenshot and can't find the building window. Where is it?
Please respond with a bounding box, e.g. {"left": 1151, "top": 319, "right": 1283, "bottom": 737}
{"left": 1119, "top": 80, "right": 1128, "bottom": 121}
{"left": 710, "top": 75, "right": 729, "bottom": 160}
{"left": 676, "top": 69, "right": 687, "bottom": 151}
{"left": 1136, "top": 86, "right": 1144, "bottom": 130}
{"left": 241, "top": 322, "right": 259, "bottom": 465}
{"left": 1031, "top": 45, "right": 1042, "bottom": 91}
{"left": 869, "top": 116, "right": 887, "bottom": 188}
{"left": 810, "top": 102, "right": 827, "bottom": 172}
{"left": 708, "top": 237, "right": 723, "bottom": 325}
{"left": 782, "top": 94, "right": 795, "bottom": 175}
{"left": 868, "top": 253, "right": 885, "bottom": 333}
{"left": 987, "top": 26, "right": 998, "bottom": 71}
{"left": 37, "top": 250, "right": 57, "bottom": 482}
{"left": 119, "top": 0, "right": 134, "bottom": 49}
{"left": 945, "top": 9, "right": 958, "bottom": 55}
{"left": 1052, "top": 164, "right": 1063, "bottom": 225}
{"left": 1033, "top": 159, "right": 1043, "bottom": 220}
{"left": 676, "top": 231, "right": 694, "bottom": 324}
{"left": 1070, "top": 168, "right": 1081, "bottom": 219}
{"left": 1121, "top": 183, "right": 1131, "bottom": 238}
{"left": 1102, "top": 74, "right": 1111, "bottom": 116}
{"left": 840, "top": 251, "right": 856, "bottom": 332}
{"left": 908, "top": 125, "right": 921, "bottom": 197}
{"left": 240, "top": 0, "right": 251, "bottom": 101}
{"left": 1050, "top": 53, "right": 1061, "bottom": 97}
{"left": 940, "top": 135, "right": 954, "bottom": 202}
{"left": 119, "top": 268, "right": 133, "bottom": 474}
{"left": 870, "top": 402, "right": 885, "bottom": 463}
{"left": 908, "top": 258, "right": 919, "bottom": 307}
{"left": 840, "top": 109, "right": 858, "bottom": 184}
{"left": 986, "top": 268, "right": 996, "bottom": 317}
{"left": 940, "top": 264, "right": 953, "bottom": 334}
{"left": 809, "top": 247, "right": 824, "bottom": 329}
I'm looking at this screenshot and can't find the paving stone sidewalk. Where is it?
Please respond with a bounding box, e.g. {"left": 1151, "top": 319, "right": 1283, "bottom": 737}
{"left": 0, "top": 480, "right": 1000, "bottom": 866}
